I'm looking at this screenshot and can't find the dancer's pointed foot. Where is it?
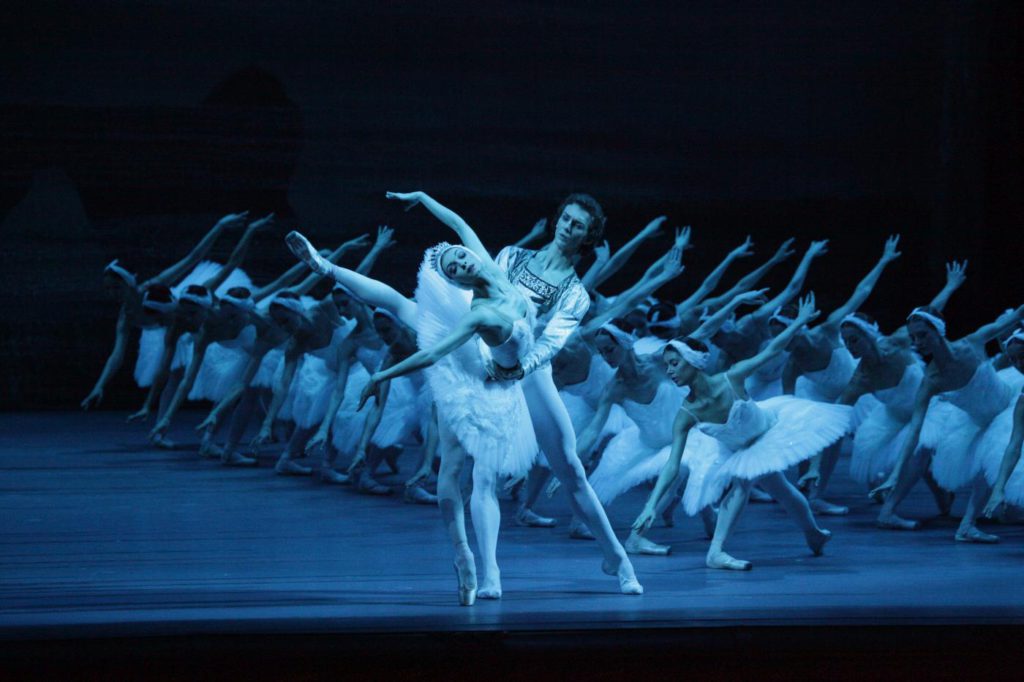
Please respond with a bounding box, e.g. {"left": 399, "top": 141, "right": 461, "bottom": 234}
{"left": 454, "top": 545, "right": 477, "bottom": 607}
{"left": 955, "top": 525, "right": 1000, "bottom": 544}
{"left": 748, "top": 486, "right": 774, "bottom": 503}
{"left": 706, "top": 550, "right": 752, "bottom": 571}
{"left": 806, "top": 528, "right": 831, "bottom": 556}
{"left": 602, "top": 558, "right": 643, "bottom": 595}
{"left": 477, "top": 569, "right": 501, "bottom": 600}
{"left": 357, "top": 473, "right": 393, "bottom": 496}
{"left": 221, "top": 451, "right": 257, "bottom": 467}
{"left": 515, "top": 507, "right": 556, "bottom": 528}
{"left": 151, "top": 434, "right": 177, "bottom": 450}
{"left": 319, "top": 467, "right": 351, "bottom": 485}
{"left": 404, "top": 484, "right": 437, "bottom": 505}
{"left": 275, "top": 456, "right": 312, "bottom": 476}
{"left": 876, "top": 513, "right": 919, "bottom": 531}
{"left": 810, "top": 498, "right": 849, "bottom": 516}
{"left": 569, "top": 520, "right": 595, "bottom": 541}
{"left": 624, "top": 532, "right": 671, "bottom": 556}
{"left": 199, "top": 439, "right": 224, "bottom": 459}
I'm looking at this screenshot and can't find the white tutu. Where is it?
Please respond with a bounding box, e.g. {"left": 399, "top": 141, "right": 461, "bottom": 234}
{"left": 794, "top": 347, "right": 856, "bottom": 403}
{"left": 682, "top": 395, "right": 851, "bottom": 515}
{"left": 744, "top": 347, "right": 789, "bottom": 400}
{"left": 189, "top": 325, "right": 257, "bottom": 402}
{"left": 134, "top": 327, "right": 165, "bottom": 388}
{"left": 278, "top": 320, "right": 357, "bottom": 429}
{"left": 251, "top": 347, "right": 284, "bottom": 389}
{"left": 921, "top": 363, "right": 1013, "bottom": 491}
{"left": 414, "top": 251, "right": 538, "bottom": 479}
{"left": 587, "top": 381, "right": 687, "bottom": 504}
{"left": 329, "top": 363, "right": 372, "bottom": 453}
{"left": 849, "top": 364, "right": 921, "bottom": 486}
{"left": 370, "top": 374, "right": 425, "bottom": 448}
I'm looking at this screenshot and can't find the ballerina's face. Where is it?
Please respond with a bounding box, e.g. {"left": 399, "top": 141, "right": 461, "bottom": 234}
{"left": 270, "top": 304, "right": 305, "bottom": 334}
{"left": 594, "top": 332, "right": 627, "bottom": 368}
{"left": 907, "top": 318, "right": 941, "bottom": 357}
{"left": 554, "top": 203, "right": 593, "bottom": 255}
{"left": 663, "top": 347, "right": 697, "bottom": 386}
{"left": 840, "top": 324, "right": 877, "bottom": 360}
{"left": 439, "top": 246, "right": 481, "bottom": 287}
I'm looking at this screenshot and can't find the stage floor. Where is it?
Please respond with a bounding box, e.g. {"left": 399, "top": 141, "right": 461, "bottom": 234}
{"left": 2, "top": 411, "right": 1022, "bottom": 640}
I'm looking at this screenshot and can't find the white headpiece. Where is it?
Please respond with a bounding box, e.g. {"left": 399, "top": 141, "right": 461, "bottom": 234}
{"left": 142, "top": 291, "right": 176, "bottom": 314}
{"left": 104, "top": 259, "right": 137, "bottom": 288}
{"left": 665, "top": 339, "right": 711, "bottom": 371}
{"left": 840, "top": 314, "right": 881, "bottom": 341}
{"left": 179, "top": 288, "right": 213, "bottom": 309}
{"left": 907, "top": 307, "right": 947, "bottom": 337}
{"left": 599, "top": 322, "right": 636, "bottom": 349}
{"left": 270, "top": 294, "right": 306, "bottom": 316}
{"left": 1007, "top": 327, "right": 1024, "bottom": 346}
{"left": 426, "top": 241, "right": 463, "bottom": 281}
{"left": 220, "top": 290, "right": 254, "bottom": 312}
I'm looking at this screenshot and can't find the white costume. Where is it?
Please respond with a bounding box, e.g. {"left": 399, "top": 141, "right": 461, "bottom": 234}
{"left": 849, "top": 363, "right": 923, "bottom": 487}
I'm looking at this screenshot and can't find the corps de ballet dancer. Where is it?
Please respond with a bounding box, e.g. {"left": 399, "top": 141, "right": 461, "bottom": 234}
{"left": 634, "top": 295, "right": 852, "bottom": 570}
{"left": 982, "top": 328, "right": 1024, "bottom": 518}
{"left": 286, "top": 190, "right": 644, "bottom": 603}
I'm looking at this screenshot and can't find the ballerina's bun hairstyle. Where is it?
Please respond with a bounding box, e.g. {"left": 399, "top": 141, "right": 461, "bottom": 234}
{"left": 596, "top": 317, "right": 636, "bottom": 347}
{"left": 142, "top": 283, "right": 175, "bottom": 312}
{"left": 663, "top": 336, "right": 711, "bottom": 370}
{"left": 179, "top": 284, "right": 213, "bottom": 308}
{"left": 552, "top": 193, "right": 606, "bottom": 252}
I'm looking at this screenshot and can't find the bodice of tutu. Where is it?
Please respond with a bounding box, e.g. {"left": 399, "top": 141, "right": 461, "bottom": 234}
{"left": 218, "top": 324, "right": 256, "bottom": 352}
{"left": 622, "top": 381, "right": 684, "bottom": 448}
{"left": 873, "top": 363, "right": 922, "bottom": 422}
{"left": 696, "top": 399, "right": 777, "bottom": 452}
{"left": 941, "top": 362, "right": 1012, "bottom": 426}
{"left": 488, "top": 317, "right": 533, "bottom": 369}
{"left": 563, "top": 354, "right": 615, "bottom": 406}
{"left": 802, "top": 347, "right": 855, "bottom": 394}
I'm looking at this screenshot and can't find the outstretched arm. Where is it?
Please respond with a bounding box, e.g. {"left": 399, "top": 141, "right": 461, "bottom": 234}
{"left": 203, "top": 214, "right": 274, "bottom": 293}
{"left": 676, "top": 237, "right": 754, "bottom": 315}
{"left": 286, "top": 231, "right": 416, "bottom": 328}
{"left": 386, "top": 191, "right": 493, "bottom": 265}
{"left": 252, "top": 344, "right": 301, "bottom": 448}
{"left": 128, "top": 325, "right": 182, "bottom": 422}
{"left": 147, "top": 212, "right": 248, "bottom": 287}
{"left": 579, "top": 240, "right": 611, "bottom": 293}
{"left": 346, "top": 353, "right": 397, "bottom": 472}
{"left": 690, "top": 289, "right": 769, "bottom": 342}
{"left": 820, "top": 235, "right": 901, "bottom": 334}
{"left": 82, "top": 307, "right": 130, "bottom": 409}
{"left": 196, "top": 343, "right": 272, "bottom": 432}
{"left": 699, "top": 239, "right": 795, "bottom": 312}
{"left": 749, "top": 240, "right": 828, "bottom": 325}
{"left": 575, "top": 383, "right": 623, "bottom": 463}
{"left": 633, "top": 409, "right": 697, "bottom": 532}
{"left": 964, "top": 305, "right": 1024, "bottom": 348}
{"left": 580, "top": 246, "right": 685, "bottom": 336}
{"left": 587, "top": 216, "right": 668, "bottom": 291}
{"left": 870, "top": 378, "right": 937, "bottom": 498}
{"left": 728, "top": 294, "right": 819, "bottom": 385}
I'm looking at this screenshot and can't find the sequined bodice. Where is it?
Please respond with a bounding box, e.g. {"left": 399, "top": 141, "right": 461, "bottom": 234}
{"left": 942, "top": 362, "right": 1012, "bottom": 426}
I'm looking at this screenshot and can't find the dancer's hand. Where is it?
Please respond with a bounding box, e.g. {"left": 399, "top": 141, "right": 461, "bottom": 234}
{"left": 340, "top": 233, "right": 371, "bottom": 253}
{"left": 881, "top": 234, "right": 902, "bottom": 263}
{"left": 250, "top": 425, "right": 272, "bottom": 451}
{"left": 215, "top": 211, "right": 250, "bottom": 230}
{"left": 808, "top": 239, "right": 829, "bottom": 258}
{"left": 385, "top": 191, "right": 423, "bottom": 210}
{"left": 945, "top": 260, "right": 968, "bottom": 289}
{"left": 673, "top": 225, "right": 692, "bottom": 251}
{"left": 730, "top": 235, "right": 755, "bottom": 259}
{"left": 286, "top": 230, "right": 327, "bottom": 274}
{"left": 81, "top": 387, "right": 103, "bottom": 410}
{"left": 305, "top": 430, "right": 328, "bottom": 455}
{"left": 983, "top": 488, "right": 1006, "bottom": 519}
{"left": 771, "top": 238, "right": 797, "bottom": 263}
{"left": 346, "top": 450, "right": 366, "bottom": 475}
{"left": 249, "top": 213, "right": 275, "bottom": 231}
{"left": 632, "top": 506, "right": 657, "bottom": 533}
{"left": 374, "top": 225, "right": 396, "bottom": 250}
{"left": 592, "top": 240, "right": 611, "bottom": 268}
{"left": 662, "top": 245, "right": 685, "bottom": 279}
{"left": 358, "top": 376, "right": 382, "bottom": 411}
{"left": 736, "top": 287, "right": 770, "bottom": 307}
{"left": 126, "top": 407, "right": 150, "bottom": 423}
{"left": 640, "top": 215, "right": 668, "bottom": 240}
{"left": 195, "top": 412, "right": 218, "bottom": 433}
{"left": 795, "top": 293, "right": 820, "bottom": 325}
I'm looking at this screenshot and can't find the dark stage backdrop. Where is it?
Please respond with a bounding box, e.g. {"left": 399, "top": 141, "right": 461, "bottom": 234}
{"left": 1, "top": 1, "right": 1021, "bottom": 409}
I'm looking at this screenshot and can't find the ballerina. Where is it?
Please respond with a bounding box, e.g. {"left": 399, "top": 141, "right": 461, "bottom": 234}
{"left": 81, "top": 212, "right": 249, "bottom": 409}
{"left": 634, "top": 295, "right": 851, "bottom": 571}
{"left": 870, "top": 302, "right": 1024, "bottom": 540}
{"left": 982, "top": 328, "right": 1024, "bottom": 518}
{"left": 287, "top": 192, "right": 643, "bottom": 602}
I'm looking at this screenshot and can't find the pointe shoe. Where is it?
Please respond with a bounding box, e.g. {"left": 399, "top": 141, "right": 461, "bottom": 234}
{"left": 221, "top": 451, "right": 257, "bottom": 467}
{"left": 515, "top": 507, "right": 557, "bottom": 528}
{"left": 602, "top": 559, "right": 644, "bottom": 595}
{"left": 151, "top": 434, "right": 177, "bottom": 450}
{"left": 569, "top": 521, "right": 596, "bottom": 541}
{"left": 404, "top": 485, "right": 438, "bottom": 505}
{"left": 706, "top": 551, "right": 752, "bottom": 571}
{"left": 806, "top": 528, "right": 831, "bottom": 556}
{"left": 876, "top": 514, "right": 919, "bottom": 531}
{"left": 454, "top": 563, "right": 477, "bottom": 607}
{"left": 954, "top": 526, "right": 1000, "bottom": 544}
{"left": 319, "top": 467, "right": 351, "bottom": 485}
{"left": 357, "top": 474, "right": 393, "bottom": 496}
{"left": 624, "top": 534, "right": 671, "bottom": 556}
{"left": 810, "top": 498, "right": 849, "bottom": 516}
{"left": 275, "top": 457, "right": 312, "bottom": 476}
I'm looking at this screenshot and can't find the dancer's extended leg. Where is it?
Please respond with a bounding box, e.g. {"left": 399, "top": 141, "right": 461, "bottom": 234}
{"left": 807, "top": 443, "right": 849, "bottom": 515}
{"left": 706, "top": 478, "right": 753, "bottom": 570}
{"left": 437, "top": 421, "right": 476, "bottom": 605}
{"left": 759, "top": 471, "right": 831, "bottom": 555}
{"left": 877, "top": 446, "right": 929, "bottom": 530}
{"left": 470, "top": 463, "right": 502, "bottom": 598}
{"left": 955, "top": 475, "right": 999, "bottom": 543}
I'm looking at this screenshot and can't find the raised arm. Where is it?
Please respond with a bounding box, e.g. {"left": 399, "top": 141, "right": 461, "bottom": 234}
{"left": 929, "top": 260, "right": 968, "bottom": 312}
{"left": 580, "top": 246, "right": 685, "bottom": 336}
{"left": 749, "top": 240, "right": 828, "bottom": 325}
{"left": 588, "top": 216, "right": 668, "bottom": 291}
{"left": 355, "top": 225, "right": 396, "bottom": 276}
{"left": 633, "top": 409, "right": 698, "bottom": 533}
{"left": 963, "top": 305, "right": 1024, "bottom": 348}
{"left": 690, "top": 289, "right": 769, "bottom": 342}
{"left": 386, "top": 191, "right": 492, "bottom": 264}
{"left": 203, "top": 214, "right": 274, "bottom": 293}
{"left": 82, "top": 307, "right": 130, "bottom": 409}
{"left": 676, "top": 237, "right": 755, "bottom": 315}
{"left": 579, "top": 240, "right": 611, "bottom": 292}
{"left": 820, "top": 235, "right": 901, "bottom": 334}
{"left": 699, "top": 238, "right": 795, "bottom": 311}
{"left": 286, "top": 231, "right": 417, "bottom": 328}
{"left": 728, "top": 294, "right": 819, "bottom": 385}
{"left": 146, "top": 212, "right": 248, "bottom": 288}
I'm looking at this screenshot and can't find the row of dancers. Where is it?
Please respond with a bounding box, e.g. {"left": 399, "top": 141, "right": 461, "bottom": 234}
{"left": 84, "top": 193, "right": 1024, "bottom": 605}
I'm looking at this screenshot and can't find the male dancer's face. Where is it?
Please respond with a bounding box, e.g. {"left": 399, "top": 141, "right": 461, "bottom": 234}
{"left": 553, "top": 203, "right": 592, "bottom": 255}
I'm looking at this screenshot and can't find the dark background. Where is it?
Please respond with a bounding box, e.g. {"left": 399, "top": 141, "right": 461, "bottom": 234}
{"left": 1, "top": 1, "right": 1020, "bottom": 409}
